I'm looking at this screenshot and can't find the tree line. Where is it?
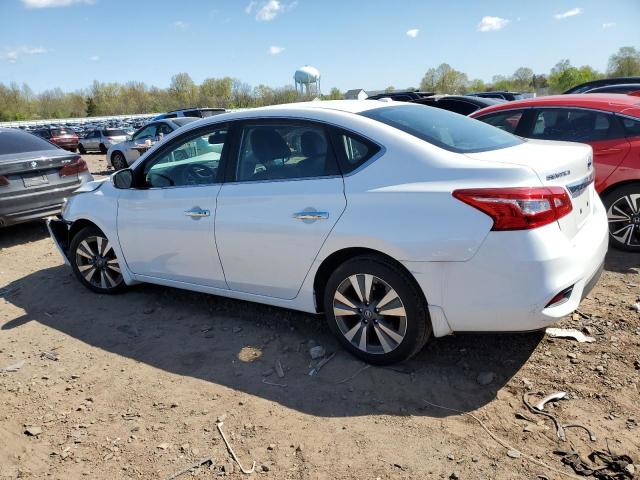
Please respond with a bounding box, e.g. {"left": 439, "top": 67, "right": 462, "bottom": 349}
{"left": 0, "top": 46, "right": 638, "bottom": 122}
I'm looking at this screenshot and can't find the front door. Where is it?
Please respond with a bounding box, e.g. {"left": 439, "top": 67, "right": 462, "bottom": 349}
{"left": 117, "top": 124, "right": 230, "bottom": 288}
{"left": 215, "top": 120, "right": 346, "bottom": 299}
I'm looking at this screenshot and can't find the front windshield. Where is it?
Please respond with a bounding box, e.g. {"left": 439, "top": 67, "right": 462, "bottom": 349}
{"left": 361, "top": 104, "right": 523, "bottom": 153}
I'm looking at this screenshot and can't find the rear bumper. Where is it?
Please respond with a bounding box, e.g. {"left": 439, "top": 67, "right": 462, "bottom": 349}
{"left": 405, "top": 195, "right": 609, "bottom": 335}
{"left": 0, "top": 173, "right": 92, "bottom": 227}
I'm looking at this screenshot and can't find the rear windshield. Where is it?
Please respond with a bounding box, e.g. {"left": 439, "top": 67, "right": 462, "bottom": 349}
{"left": 103, "top": 129, "right": 127, "bottom": 136}
{"left": 51, "top": 128, "right": 74, "bottom": 136}
{"left": 360, "top": 104, "right": 523, "bottom": 153}
{"left": 0, "top": 129, "right": 59, "bottom": 155}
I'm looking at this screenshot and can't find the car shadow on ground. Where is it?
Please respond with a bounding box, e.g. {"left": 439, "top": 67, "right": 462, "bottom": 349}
{"left": 0, "top": 221, "right": 49, "bottom": 249}
{"left": 1, "top": 263, "right": 543, "bottom": 419}
{"left": 604, "top": 248, "right": 639, "bottom": 274}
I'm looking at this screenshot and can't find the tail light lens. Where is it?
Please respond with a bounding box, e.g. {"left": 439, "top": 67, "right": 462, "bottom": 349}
{"left": 0, "top": 175, "right": 9, "bottom": 187}
{"left": 452, "top": 187, "right": 572, "bottom": 231}
{"left": 59, "top": 156, "right": 88, "bottom": 177}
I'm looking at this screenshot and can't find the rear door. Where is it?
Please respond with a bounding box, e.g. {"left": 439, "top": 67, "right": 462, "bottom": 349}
{"left": 527, "top": 108, "right": 631, "bottom": 192}
{"left": 215, "top": 119, "right": 346, "bottom": 299}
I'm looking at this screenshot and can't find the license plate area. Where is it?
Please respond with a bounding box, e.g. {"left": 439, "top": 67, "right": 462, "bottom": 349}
{"left": 22, "top": 173, "right": 49, "bottom": 188}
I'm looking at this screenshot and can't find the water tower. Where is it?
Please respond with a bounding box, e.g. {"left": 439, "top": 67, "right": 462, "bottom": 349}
{"left": 294, "top": 65, "right": 321, "bottom": 96}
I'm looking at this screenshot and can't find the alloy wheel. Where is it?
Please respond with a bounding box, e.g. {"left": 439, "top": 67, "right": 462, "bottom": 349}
{"left": 75, "top": 235, "right": 123, "bottom": 289}
{"left": 607, "top": 193, "right": 640, "bottom": 247}
{"left": 333, "top": 274, "right": 407, "bottom": 355}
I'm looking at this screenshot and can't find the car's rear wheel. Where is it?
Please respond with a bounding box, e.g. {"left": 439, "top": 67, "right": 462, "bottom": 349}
{"left": 69, "top": 226, "right": 126, "bottom": 294}
{"left": 603, "top": 184, "right": 640, "bottom": 252}
{"left": 323, "top": 254, "right": 431, "bottom": 365}
{"left": 99, "top": 143, "right": 107, "bottom": 154}
{"left": 111, "top": 151, "right": 127, "bottom": 171}
{"left": 78, "top": 144, "right": 86, "bottom": 154}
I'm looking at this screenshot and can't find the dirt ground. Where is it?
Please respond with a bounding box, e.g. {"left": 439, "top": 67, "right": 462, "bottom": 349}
{"left": 1, "top": 154, "right": 639, "bottom": 480}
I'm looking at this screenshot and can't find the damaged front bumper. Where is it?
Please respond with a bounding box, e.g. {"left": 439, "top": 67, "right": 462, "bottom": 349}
{"left": 46, "top": 216, "right": 71, "bottom": 265}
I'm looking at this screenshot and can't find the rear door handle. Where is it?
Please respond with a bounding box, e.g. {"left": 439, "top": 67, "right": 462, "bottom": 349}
{"left": 293, "top": 211, "right": 329, "bottom": 221}
{"left": 184, "top": 208, "right": 210, "bottom": 218}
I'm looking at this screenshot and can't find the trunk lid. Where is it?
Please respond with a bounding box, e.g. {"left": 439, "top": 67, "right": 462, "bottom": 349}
{"left": 0, "top": 150, "right": 83, "bottom": 187}
{"left": 465, "top": 139, "right": 595, "bottom": 240}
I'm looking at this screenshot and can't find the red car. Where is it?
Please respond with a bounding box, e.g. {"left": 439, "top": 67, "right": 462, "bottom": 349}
{"left": 471, "top": 94, "right": 640, "bottom": 252}
{"left": 32, "top": 126, "right": 79, "bottom": 152}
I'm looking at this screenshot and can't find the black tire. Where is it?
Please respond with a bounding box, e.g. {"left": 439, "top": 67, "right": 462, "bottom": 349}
{"left": 323, "top": 254, "right": 431, "bottom": 365}
{"left": 99, "top": 143, "right": 107, "bottom": 154}
{"left": 69, "top": 226, "right": 126, "bottom": 294}
{"left": 603, "top": 184, "right": 640, "bottom": 252}
{"left": 111, "top": 151, "right": 127, "bottom": 171}
{"left": 78, "top": 144, "right": 86, "bottom": 154}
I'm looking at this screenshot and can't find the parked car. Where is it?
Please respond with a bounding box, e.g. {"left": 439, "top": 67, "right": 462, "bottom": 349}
{"left": 412, "top": 95, "right": 505, "bottom": 115}
{"left": 0, "top": 128, "right": 93, "bottom": 227}
{"left": 32, "top": 126, "right": 79, "bottom": 152}
{"left": 48, "top": 101, "right": 606, "bottom": 364}
{"left": 471, "top": 93, "right": 640, "bottom": 251}
{"left": 366, "top": 91, "right": 435, "bottom": 101}
{"left": 106, "top": 118, "right": 199, "bottom": 170}
{"left": 564, "top": 77, "right": 640, "bottom": 94}
{"left": 78, "top": 128, "right": 129, "bottom": 154}
{"left": 467, "top": 91, "right": 526, "bottom": 101}
{"left": 153, "top": 107, "right": 226, "bottom": 121}
{"left": 584, "top": 84, "right": 640, "bottom": 95}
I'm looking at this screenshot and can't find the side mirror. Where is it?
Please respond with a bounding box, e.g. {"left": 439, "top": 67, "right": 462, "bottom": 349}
{"left": 113, "top": 169, "right": 133, "bottom": 189}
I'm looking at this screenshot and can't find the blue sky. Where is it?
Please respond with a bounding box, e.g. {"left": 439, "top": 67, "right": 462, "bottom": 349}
{"left": 0, "top": 0, "right": 638, "bottom": 93}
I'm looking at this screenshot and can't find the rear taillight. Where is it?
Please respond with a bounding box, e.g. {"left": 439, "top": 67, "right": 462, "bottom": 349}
{"left": 59, "top": 156, "right": 88, "bottom": 177}
{"left": 0, "top": 175, "right": 9, "bottom": 187}
{"left": 452, "top": 187, "right": 572, "bottom": 231}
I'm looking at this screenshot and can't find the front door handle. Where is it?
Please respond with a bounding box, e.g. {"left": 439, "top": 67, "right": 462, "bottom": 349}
{"left": 293, "top": 211, "right": 329, "bottom": 221}
{"left": 184, "top": 207, "right": 210, "bottom": 218}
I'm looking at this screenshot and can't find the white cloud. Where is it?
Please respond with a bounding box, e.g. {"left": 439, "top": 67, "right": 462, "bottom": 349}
{"left": 268, "top": 45, "right": 284, "bottom": 55}
{"left": 89, "top": 55, "right": 100, "bottom": 61}
{"left": 172, "top": 20, "right": 188, "bottom": 29}
{"left": 554, "top": 8, "right": 583, "bottom": 19}
{"left": 1, "top": 45, "right": 49, "bottom": 63}
{"left": 244, "top": 1, "right": 256, "bottom": 14}
{"left": 406, "top": 28, "right": 419, "bottom": 38}
{"left": 256, "top": 0, "right": 281, "bottom": 21}
{"left": 477, "top": 16, "right": 510, "bottom": 32}
{"left": 602, "top": 22, "right": 616, "bottom": 29}
{"left": 22, "top": 0, "right": 93, "bottom": 8}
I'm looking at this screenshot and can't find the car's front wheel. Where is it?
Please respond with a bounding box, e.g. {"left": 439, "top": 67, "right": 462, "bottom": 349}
{"left": 69, "top": 226, "right": 126, "bottom": 294}
{"left": 604, "top": 184, "right": 640, "bottom": 252}
{"left": 111, "top": 151, "right": 127, "bottom": 171}
{"left": 324, "top": 254, "right": 431, "bottom": 365}
{"left": 78, "top": 144, "right": 86, "bottom": 154}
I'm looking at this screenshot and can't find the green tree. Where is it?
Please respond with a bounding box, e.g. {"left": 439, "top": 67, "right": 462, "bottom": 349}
{"left": 607, "top": 46, "right": 640, "bottom": 77}
{"left": 168, "top": 73, "right": 198, "bottom": 109}
{"left": 420, "top": 63, "right": 468, "bottom": 94}
{"left": 327, "top": 87, "right": 342, "bottom": 100}
{"left": 512, "top": 67, "right": 534, "bottom": 91}
{"left": 385, "top": 85, "right": 395, "bottom": 92}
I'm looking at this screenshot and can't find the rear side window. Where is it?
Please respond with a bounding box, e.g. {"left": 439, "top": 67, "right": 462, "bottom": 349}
{"left": 530, "top": 109, "right": 617, "bottom": 142}
{"left": 0, "top": 129, "right": 59, "bottom": 154}
{"left": 234, "top": 123, "right": 339, "bottom": 182}
{"left": 361, "top": 104, "right": 522, "bottom": 153}
{"left": 331, "top": 130, "right": 380, "bottom": 173}
{"left": 436, "top": 99, "right": 478, "bottom": 116}
{"left": 103, "top": 129, "right": 126, "bottom": 136}
{"left": 478, "top": 110, "right": 525, "bottom": 134}
{"left": 620, "top": 116, "right": 640, "bottom": 137}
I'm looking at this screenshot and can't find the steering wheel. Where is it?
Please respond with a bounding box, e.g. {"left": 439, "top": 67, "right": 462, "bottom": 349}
{"left": 182, "top": 164, "right": 216, "bottom": 185}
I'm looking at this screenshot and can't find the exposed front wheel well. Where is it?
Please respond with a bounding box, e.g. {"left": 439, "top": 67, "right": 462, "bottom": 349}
{"left": 69, "top": 219, "right": 101, "bottom": 245}
{"left": 599, "top": 180, "right": 640, "bottom": 201}
{"left": 313, "top": 247, "right": 427, "bottom": 313}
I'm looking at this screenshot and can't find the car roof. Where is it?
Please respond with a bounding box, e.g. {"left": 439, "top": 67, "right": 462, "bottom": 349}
{"left": 471, "top": 93, "right": 640, "bottom": 117}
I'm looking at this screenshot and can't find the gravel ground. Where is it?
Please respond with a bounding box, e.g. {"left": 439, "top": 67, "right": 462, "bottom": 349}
{"left": 1, "top": 154, "right": 639, "bottom": 479}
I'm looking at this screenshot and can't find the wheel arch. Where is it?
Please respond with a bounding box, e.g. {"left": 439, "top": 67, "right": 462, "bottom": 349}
{"left": 599, "top": 179, "right": 640, "bottom": 202}
{"left": 312, "top": 247, "right": 427, "bottom": 313}
{"left": 69, "top": 218, "right": 102, "bottom": 243}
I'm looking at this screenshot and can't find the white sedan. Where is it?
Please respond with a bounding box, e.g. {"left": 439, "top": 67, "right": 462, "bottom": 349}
{"left": 48, "top": 100, "right": 608, "bottom": 364}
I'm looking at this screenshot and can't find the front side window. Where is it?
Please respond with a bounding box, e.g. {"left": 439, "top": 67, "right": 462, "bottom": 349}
{"left": 142, "top": 127, "right": 227, "bottom": 188}
{"left": 133, "top": 124, "right": 157, "bottom": 141}
{"left": 234, "top": 123, "right": 338, "bottom": 182}
{"left": 361, "top": 104, "right": 522, "bottom": 153}
{"left": 531, "top": 109, "right": 615, "bottom": 142}
{"left": 478, "top": 110, "right": 525, "bottom": 134}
